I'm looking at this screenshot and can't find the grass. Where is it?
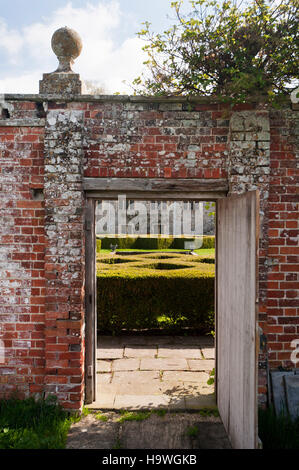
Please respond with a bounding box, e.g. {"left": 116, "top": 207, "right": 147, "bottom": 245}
{"left": 99, "top": 248, "right": 215, "bottom": 256}
{"left": 116, "top": 409, "right": 168, "bottom": 423}
{"left": 207, "top": 368, "right": 215, "bottom": 386}
{"left": 0, "top": 395, "right": 79, "bottom": 449}
{"left": 95, "top": 412, "right": 108, "bottom": 422}
{"left": 198, "top": 407, "right": 219, "bottom": 417}
{"left": 117, "top": 411, "right": 151, "bottom": 423}
{"left": 258, "top": 406, "right": 299, "bottom": 449}
{"left": 186, "top": 425, "right": 200, "bottom": 437}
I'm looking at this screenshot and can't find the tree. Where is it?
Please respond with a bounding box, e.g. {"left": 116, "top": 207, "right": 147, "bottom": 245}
{"left": 133, "top": 0, "right": 298, "bottom": 101}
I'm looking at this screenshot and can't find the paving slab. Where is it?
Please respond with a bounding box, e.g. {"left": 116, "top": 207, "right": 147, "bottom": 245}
{"left": 200, "top": 347, "right": 215, "bottom": 359}
{"left": 188, "top": 359, "right": 215, "bottom": 371}
{"left": 97, "top": 360, "right": 112, "bottom": 373}
{"left": 124, "top": 345, "right": 157, "bottom": 358}
{"left": 157, "top": 346, "right": 203, "bottom": 359}
{"left": 160, "top": 381, "right": 213, "bottom": 396}
{"left": 87, "top": 393, "right": 116, "bottom": 409}
{"left": 98, "top": 381, "right": 165, "bottom": 396}
{"left": 97, "top": 347, "right": 124, "bottom": 359}
{"left": 112, "top": 358, "right": 140, "bottom": 371}
{"left": 97, "top": 382, "right": 120, "bottom": 395}
{"left": 95, "top": 335, "right": 216, "bottom": 411}
{"left": 140, "top": 358, "right": 188, "bottom": 371}
{"left": 97, "top": 373, "right": 112, "bottom": 384}
{"left": 114, "top": 394, "right": 170, "bottom": 410}
{"left": 123, "top": 383, "right": 164, "bottom": 396}
{"left": 163, "top": 371, "right": 210, "bottom": 383}
{"left": 112, "top": 370, "right": 160, "bottom": 384}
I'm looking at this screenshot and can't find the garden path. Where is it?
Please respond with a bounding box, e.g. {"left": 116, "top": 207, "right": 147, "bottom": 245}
{"left": 90, "top": 335, "right": 216, "bottom": 410}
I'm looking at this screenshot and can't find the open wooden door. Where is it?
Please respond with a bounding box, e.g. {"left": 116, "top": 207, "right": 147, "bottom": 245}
{"left": 85, "top": 198, "right": 97, "bottom": 404}
{"left": 216, "top": 191, "right": 259, "bottom": 449}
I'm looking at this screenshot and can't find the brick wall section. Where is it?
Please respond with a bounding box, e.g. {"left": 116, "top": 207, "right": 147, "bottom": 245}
{"left": 83, "top": 101, "right": 229, "bottom": 179}
{"left": 43, "top": 109, "right": 85, "bottom": 409}
{"left": 0, "top": 118, "right": 45, "bottom": 398}
{"left": 0, "top": 96, "right": 298, "bottom": 411}
{"left": 265, "top": 108, "right": 299, "bottom": 368}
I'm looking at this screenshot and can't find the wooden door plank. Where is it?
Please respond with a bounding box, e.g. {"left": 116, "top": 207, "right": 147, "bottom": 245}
{"left": 217, "top": 191, "right": 259, "bottom": 449}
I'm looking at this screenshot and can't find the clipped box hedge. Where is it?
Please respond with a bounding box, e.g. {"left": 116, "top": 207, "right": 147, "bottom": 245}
{"left": 98, "top": 236, "right": 215, "bottom": 250}
{"left": 97, "top": 252, "right": 215, "bottom": 334}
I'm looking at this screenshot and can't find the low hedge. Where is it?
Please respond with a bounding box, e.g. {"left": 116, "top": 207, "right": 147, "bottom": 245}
{"left": 98, "top": 236, "right": 215, "bottom": 251}
{"left": 97, "top": 253, "right": 215, "bottom": 334}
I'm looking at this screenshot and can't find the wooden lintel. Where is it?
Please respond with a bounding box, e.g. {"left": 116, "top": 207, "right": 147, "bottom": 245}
{"left": 83, "top": 178, "right": 228, "bottom": 197}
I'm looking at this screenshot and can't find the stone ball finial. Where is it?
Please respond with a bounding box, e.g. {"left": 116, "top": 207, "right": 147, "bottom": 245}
{"left": 51, "top": 27, "right": 82, "bottom": 73}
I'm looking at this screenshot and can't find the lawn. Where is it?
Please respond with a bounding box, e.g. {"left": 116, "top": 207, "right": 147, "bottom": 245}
{"left": 99, "top": 248, "right": 215, "bottom": 256}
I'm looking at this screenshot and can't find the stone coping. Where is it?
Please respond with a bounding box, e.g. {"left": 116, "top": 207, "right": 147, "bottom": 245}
{"left": 1, "top": 92, "right": 291, "bottom": 105}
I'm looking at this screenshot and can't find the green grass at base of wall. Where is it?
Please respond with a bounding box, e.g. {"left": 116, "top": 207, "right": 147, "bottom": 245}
{"left": 258, "top": 406, "right": 299, "bottom": 449}
{"left": 0, "top": 395, "right": 79, "bottom": 449}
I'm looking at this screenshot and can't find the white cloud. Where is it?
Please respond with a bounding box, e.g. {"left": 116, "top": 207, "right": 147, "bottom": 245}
{"left": 0, "top": 1, "right": 147, "bottom": 94}
{"left": 0, "top": 73, "right": 40, "bottom": 94}
{"left": 0, "top": 19, "right": 23, "bottom": 60}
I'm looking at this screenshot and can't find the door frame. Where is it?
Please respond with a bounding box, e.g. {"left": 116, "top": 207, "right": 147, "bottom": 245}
{"left": 84, "top": 177, "right": 259, "bottom": 448}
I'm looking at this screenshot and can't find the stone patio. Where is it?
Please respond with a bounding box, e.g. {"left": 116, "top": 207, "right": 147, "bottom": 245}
{"left": 87, "top": 335, "right": 216, "bottom": 411}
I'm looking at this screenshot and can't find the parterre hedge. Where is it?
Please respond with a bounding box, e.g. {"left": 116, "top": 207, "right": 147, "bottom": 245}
{"left": 98, "top": 236, "right": 215, "bottom": 250}
{"left": 97, "top": 252, "right": 215, "bottom": 334}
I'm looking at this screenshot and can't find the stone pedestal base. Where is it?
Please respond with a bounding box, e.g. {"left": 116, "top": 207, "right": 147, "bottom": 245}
{"left": 39, "top": 72, "right": 82, "bottom": 95}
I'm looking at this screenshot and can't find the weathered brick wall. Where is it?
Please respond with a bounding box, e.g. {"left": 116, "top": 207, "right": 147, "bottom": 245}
{"left": 266, "top": 109, "right": 298, "bottom": 365}
{"left": 0, "top": 95, "right": 298, "bottom": 411}
{"left": 0, "top": 101, "right": 45, "bottom": 399}
{"left": 43, "top": 109, "right": 85, "bottom": 409}
{"left": 83, "top": 101, "right": 229, "bottom": 179}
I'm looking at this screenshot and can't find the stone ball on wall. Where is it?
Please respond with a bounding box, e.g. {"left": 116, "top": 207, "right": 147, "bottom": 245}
{"left": 51, "top": 27, "right": 82, "bottom": 72}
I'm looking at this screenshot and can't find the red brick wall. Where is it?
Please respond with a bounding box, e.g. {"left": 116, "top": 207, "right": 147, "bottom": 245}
{"left": 0, "top": 121, "right": 45, "bottom": 398}
{"left": 0, "top": 97, "right": 298, "bottom": 411}
{"left": 83, "top": 101, "right": 229, "bottom": 179}
{"left": 265, "top": 109, "right": 298, "bottom": 367}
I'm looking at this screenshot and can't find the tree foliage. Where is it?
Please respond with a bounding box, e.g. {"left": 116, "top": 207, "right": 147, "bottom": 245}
{"left": 133, "top": 0, "right": 299, "bottom": 101}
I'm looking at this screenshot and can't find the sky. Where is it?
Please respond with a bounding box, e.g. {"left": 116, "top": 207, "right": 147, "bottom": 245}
{"left": 0, "top": 0, "right": 179, "bottom": 94}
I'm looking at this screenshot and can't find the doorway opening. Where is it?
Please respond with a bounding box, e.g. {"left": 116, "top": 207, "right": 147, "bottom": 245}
{"left": 94, "top": 197, "right": 216, "bottom": 411}
{"left": 84, "top": 180, "right": 259, "bottom": 449}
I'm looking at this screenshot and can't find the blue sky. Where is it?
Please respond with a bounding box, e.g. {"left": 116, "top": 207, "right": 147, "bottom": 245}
{"left": 0, "top": 0, "right": 178, "bottom": 94}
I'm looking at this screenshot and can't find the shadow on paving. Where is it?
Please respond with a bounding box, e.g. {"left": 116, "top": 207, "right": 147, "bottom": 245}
{"left": 93, "top": 335, "right": 216, "bottom": 410}
{"left": 66, "top": 412, "right": 232, "bottom": 450}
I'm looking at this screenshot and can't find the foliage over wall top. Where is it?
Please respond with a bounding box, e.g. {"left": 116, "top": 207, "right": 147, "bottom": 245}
{"left": 132, "top": 0, "right": 299, "bottom": 104}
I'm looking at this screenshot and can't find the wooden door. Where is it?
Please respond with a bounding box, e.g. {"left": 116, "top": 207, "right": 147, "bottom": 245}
{"left": 216, "top": 191, "right": 259, "bottom": 449}
{"left": 85, "top": 198, "right": 97, "bottom": 403}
